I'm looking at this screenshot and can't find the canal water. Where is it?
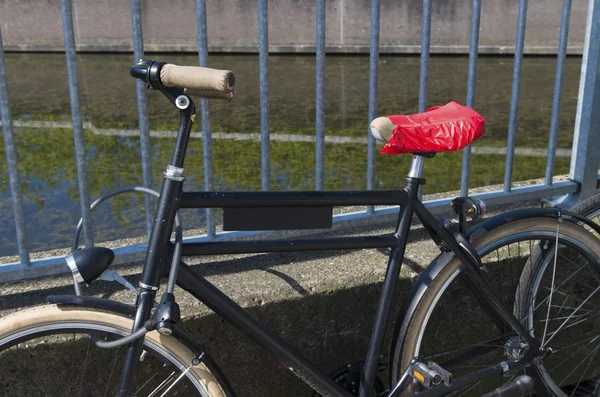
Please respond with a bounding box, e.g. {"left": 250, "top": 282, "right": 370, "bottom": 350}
{"left": 0, "top": 53, "right": 582, "bottom": 257}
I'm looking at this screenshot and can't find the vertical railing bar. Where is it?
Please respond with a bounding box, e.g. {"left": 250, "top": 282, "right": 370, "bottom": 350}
{"left": 545, "top": 0, "right": 572, "bottom": 186}
{"left": 315, "top": 0, "right": 326, "bottom": 191}
{"left": 503, "top": 0, "right": 528, "bottom": 192}
{"left": 0, "top": 29, "right": 30, "bottom": 266}
{"left": 417, "top": 0, "right": 433, "bottom": 201}
{"left": 130, "top": 0, "right": 153, "bottom": 237}
{"left": 258, "top": 0, "right": 270, "bottom": 191}
{"left": 366, "top": 0, "right": 380, "bottom": 214}
{"left": 460, "top": 0, "right": 482, "bottom": 197}
{"left": 60, "top": 0, "right": 94, "bottom": 248}
{"left": 418, "top": 0, "right": 432, "bottom": 113}
{"left": 569, "top": 0, "right": 600, "bottom": 199}
{"left": 196, "top": 0, "right": 215, "bottom": 238}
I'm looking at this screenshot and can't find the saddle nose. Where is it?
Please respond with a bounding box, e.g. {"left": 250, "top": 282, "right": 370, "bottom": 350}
{"left": 370, "top": 117, "right": 395, "bottom": 144}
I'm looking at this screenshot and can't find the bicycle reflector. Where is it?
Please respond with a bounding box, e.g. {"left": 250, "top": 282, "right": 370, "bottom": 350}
{"left": 451, "top": 197, "right": 486, "bottom": 223}
{"left": 65, "top": 247, "right": 115, "bottom": 284}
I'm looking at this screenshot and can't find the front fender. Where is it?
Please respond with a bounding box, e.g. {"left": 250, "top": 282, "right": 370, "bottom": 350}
{"left": 47, "top": 295, "right": 237, "bottom": 397}
{"left": 388, "top": 206, "right": 596, "bottom": 385}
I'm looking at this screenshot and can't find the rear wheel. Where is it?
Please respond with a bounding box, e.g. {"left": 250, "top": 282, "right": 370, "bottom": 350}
{"left": 570, "top": 194, "right": 600, "bottom": 224}
{"left": 390, "top": 218, "right": 600, "bottom": 397}
{"left": 0, "top": 304, "right": 230, "bottom": 397}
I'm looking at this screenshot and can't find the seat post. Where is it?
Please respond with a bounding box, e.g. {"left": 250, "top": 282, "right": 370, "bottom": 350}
{"left": 407, "top": 155, "right": 425, "bottom": 179}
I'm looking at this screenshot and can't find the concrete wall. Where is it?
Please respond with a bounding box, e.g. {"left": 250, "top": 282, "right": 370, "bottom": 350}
{"left": 0, "top": 0, "right": 588, "bottom": 54}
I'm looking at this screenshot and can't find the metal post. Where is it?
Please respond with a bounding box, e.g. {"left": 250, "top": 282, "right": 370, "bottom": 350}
{"left": 366, "top": 0, "right": 380, "bottom": 214}
{"left": 418, "top": 0, "right": 432, "bottom": 113}
{"left": 315, "top": 0, "right": 326, "bottom": 191}
{"left": 545, "top": 0, "right": 572, "bottom": 186}
{"left": 504, "top": 0, "right": 528, "bottom": 192}
{"left": 60, "top": 0, "right": 94, "bottom": 248}
{"left": 460, "top": 0, "right": 482, "bottom": 196}
{"left": 0, "top": 29, "right": 30, "bottom": 266}
{"left": 130, "top": 0, "right": 153, "bottom": 237}
{"left": 570, "top": 0, "right": 600, "bottom": 199}
{"left": 416, "top": 0, "right": 432, "bottom": 200}
{"left": 196, "top": 0, "right": 216, "bottom": 238}
{"left": 258, "top": 0, "right": 270, "bottom": 191}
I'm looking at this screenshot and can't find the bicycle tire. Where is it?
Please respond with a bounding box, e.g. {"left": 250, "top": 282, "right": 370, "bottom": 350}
{"left": 0, "top": 304, "right": 230, "bottom": 397}
{"left": 389, "top": 218, "right": 600, "bottom": 397}
{"left": 570, "top": 193, "right": 600, "bottom": 222}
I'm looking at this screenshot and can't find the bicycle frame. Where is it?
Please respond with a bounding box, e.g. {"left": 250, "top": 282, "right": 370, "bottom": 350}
{"left": 115, "top": 84, "right": 542, "bottom": 397}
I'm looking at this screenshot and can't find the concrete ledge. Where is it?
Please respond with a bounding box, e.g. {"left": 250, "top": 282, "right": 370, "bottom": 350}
{"left": 1, "top": 0, "right": 589, "bottom": 56}
{"left": 1, "top": 43, "right": 586, "bottom": 55}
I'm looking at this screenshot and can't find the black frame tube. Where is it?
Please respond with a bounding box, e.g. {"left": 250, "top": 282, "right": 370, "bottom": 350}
{"left": 180, "top": 190, "right": 409, "bottom": 208}
{"left": 181, "top": 235, "right": 398, "bottom": 256}
{"left": 359, "top": 178, "right": 419, "bottom": 397}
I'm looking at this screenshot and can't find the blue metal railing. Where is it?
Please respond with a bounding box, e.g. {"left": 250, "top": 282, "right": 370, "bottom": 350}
{"left": 503, "top": 0, "right": 529, "bottom": 193}
{"left": 366, "top": 0, "right": 380, "bottom": 215}
{"left": 459, "top": 0, "right": 482, "bottom": 197}
{"left": 60, "top": 0, "right": 95, "bottom": 248}
{"left": 197, "top": 0, "right": 215, "bottom": 239}
{"left": 546, "top": 0, "right": 573, "bottom": 186}
{"left": 1, "top": 0, "right": 599, "bottom": 281}
{"left": 130, "top": 0, "right": 154, "bottom": 238}
{"left": 0, "top": 30, "right": 29, "bottom": 267}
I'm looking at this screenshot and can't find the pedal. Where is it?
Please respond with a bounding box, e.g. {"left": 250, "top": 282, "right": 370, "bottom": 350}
{"left": 410, "top": 361, "right": 452, "bottom": 389}
{"left": 427, "top": 362, "right": 452, "bottom": 386}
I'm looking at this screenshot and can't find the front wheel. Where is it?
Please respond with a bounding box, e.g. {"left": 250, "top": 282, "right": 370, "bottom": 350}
{"left": 390, "top": 218, "right": 600, "bottom": 397}
{"left": 0, "top": 304, "right": 231, "bottom": 397}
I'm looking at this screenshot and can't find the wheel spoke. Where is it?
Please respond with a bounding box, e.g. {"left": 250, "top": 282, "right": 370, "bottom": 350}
{"left": 558, "top": 342, "right": 600, "bottom": 388}
{"left": 543, "top": 285, "right": 600, "bottom": 347}
{"left": 549, "top": 335, "right": 600, "bottom": 372}
{"left": 541, "top": 223, "right": 561, "bottom": 347}
{"left": 158, "top": 365, "right": 193, "bottom": 397}
{"left": 531, "top": 261, "right": 588, "bottom": 314}
{"left": 104, "top": 347, "right": 121, "bottom": 397}
{"left": 552, "top": 334, "right": 600, "bottom": 353}
{"left": 135, "top": 371, "right": 160, "bottom": 395}
{"left": 77, "top": 338, "right": 92, "bottom": 397}
{"left": 568, "top": 344, "right": 600, "bottom": 397}
{"left": 537, "top": 312, "right": 599, "bottom": 323}
{"left": 147, "top": 371, "right": 177, "bottom": 397}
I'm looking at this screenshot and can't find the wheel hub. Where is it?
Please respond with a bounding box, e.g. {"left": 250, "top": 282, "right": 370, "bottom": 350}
{"left": 504, "top": 337, "right": 528, "bottom": 359}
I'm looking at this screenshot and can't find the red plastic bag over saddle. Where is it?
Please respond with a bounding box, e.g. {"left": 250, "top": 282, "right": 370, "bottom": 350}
{"left": 371, "top": 102, "right": 485, "bottom": 155}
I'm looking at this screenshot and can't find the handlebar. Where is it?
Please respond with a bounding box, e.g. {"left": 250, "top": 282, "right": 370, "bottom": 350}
{"left": 130, "top": 60, "right": 235, "bottom": 101}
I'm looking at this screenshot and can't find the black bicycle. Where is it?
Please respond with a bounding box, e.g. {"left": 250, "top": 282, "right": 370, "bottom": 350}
{"left": 1, "top": 61, "right": 599, "bottom": 397}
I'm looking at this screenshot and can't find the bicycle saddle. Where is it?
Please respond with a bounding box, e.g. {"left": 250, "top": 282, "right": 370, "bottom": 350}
{"left": 370, "top": 101, "right": 485, "bottom": 156}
